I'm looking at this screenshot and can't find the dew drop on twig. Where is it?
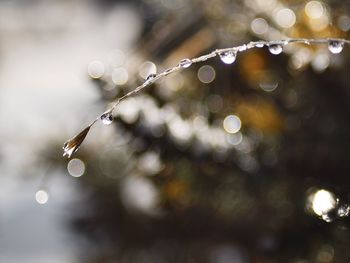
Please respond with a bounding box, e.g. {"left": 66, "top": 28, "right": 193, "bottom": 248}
{"left": 179, "top": 58, "right": 192, "bottom": 68}
{"left": 101, "top": 112, "right": 113, "bottom": 125}
{"left": 328, "top": 40, "right": 344, "bottom": 54}
{"left": 268, "top": 44, "right": 283, "bottom": 55}
{"left": 146, "top": 73, "right": 157, "bottom": 81}
{"left": 219, "top": 51, "right": 237, "bottom": 64}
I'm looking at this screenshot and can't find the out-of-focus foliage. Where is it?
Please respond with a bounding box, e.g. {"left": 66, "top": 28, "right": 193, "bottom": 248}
{"left": 46, "top": 0, "right": 350, "bottom": 262}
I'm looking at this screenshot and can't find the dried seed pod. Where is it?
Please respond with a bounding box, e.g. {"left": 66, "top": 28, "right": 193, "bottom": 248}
{"left": 63, "top": 126, "right": 91, "bottom": 158}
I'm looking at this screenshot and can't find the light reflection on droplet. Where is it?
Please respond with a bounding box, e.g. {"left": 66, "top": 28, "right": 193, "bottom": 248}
{"left": 235, "top": 136, "right": 254, "bottom": 154}
{"left": 268, "top": 44, "right": 283, "bottom": 55}
{"left": 226, "top": 132, "right": 243, "bottom": 146}
{"left": 192, "top": 116, "right": 208, "bottom": 133}
{"left": 192, "top": 116, "right": 212, "bottom": 150}
{"left": 139, "top": 61, "right": 157, "bottom": 80}
{"left": 164, "top": 74, "right": 184, "bottom": 92}
{"left": 223, "top": 115, "right": 241, "bottom": 134}
{"left": 101, "top": 112, "right": 114, "bottom": 125}
{"left": 311, "top": 53, "right": 330, "bottom": 73}
{"left": 259, "top": 81, "right": 278, "bottom": 92}
{"left": 138, "top": 95, "right": 164, "bottom": 127}
{"left": 210, "top": 127, "right": 228, "bottom": 150}
{"left": 67, "top": 158, "right": 85, "bottom": 178}
{"left": 337, "top": 15, "right": 350, "bottom": 31}
{"left": 328, "top": 41, "right": 344, "bottom": 54}
{"left": 275, "top": 8, "right": 296, "bottom": 28}
{"left": 309, "top": 189, "right": 337, "bottom": 216}
{"left": 305, "top": 1, "right": 324, "bottom": 19}
{"left": 121, "top": 175, "right": 159, "bottom": 215}
{"left": 117, "top": 98, "right": 140, "bottom": 124}
{"left": 109, "top": 49, "right": 125, "bottom": 67}
{"left": 251, "top": 18, "right": 269, "bottom": 35}
{"left": 35, "top": 190, "right": 49, "bottom": 204}
{"left": 309, "top": 15, "right": 329, "bottom": 32}
{"left": 88, "top": 60, "right": 105, "bottom": 79}
{"left": 111, "top": 67, "right": 128, "bottom": 85}
{"left": 197, "top": 65, "right": 216, "bottom": 84}
{"left": 290, "top": 48, "right": 312, "bottom": 70}
{"left": 167, "top": 116, "right": 193, "bottom": 144}
{"left": 179, "top": 58, "right": 192, "bottom": 68}
{"left": 219, "top": 51, "right": 237, "bottom": 64}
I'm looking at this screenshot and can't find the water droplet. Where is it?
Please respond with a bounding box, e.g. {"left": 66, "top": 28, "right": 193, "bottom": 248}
{"left": 268, "top": 44, "right": 283, "bottom": 55}
{"left": 328, "top": 40, "right": 344, "bottom": 54}
{"left": 219, "top": 51, "right": 237, "bottom": 64}
{"left": 146, "top": 73, "right": 157, "bottom": 81}
{"left": 35, "top": 190, "right": 49, "bottom": 204}
{"left": 256, "top": 43, "right": 264, "bottom": 48}
{"left": 101, "top": 112, "right": 113, "bottom": 125}
{"left": 179, "top": 58, "right": 192, "bottom": 68}
{"left": 337, "top": 204, "right": 350, "bottom": 217}
{"left": 238, "top": 45, "right": 247, "bottom": 51}
{"left": 165, "top": 68, "right": 172, "bottom": 74}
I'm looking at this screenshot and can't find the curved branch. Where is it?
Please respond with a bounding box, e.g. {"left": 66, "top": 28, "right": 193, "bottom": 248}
{"left": 63, "top": 37, "right": 349, "bottom": 158}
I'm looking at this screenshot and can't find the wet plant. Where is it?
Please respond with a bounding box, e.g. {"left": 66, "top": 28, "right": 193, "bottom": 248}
{"left": 63, "top": 38, "right": 350, "bottom": 158}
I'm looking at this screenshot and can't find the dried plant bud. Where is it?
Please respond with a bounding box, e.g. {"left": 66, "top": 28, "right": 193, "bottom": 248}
{"left": 63, "top": 126, "right": 91, "bottom": 158}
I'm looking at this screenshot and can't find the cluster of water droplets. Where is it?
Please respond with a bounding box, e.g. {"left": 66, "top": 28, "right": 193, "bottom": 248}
{"left": 321, "top": 202, "right": 350, "bottom": 222}
{"left": 177, "top": 40, "right": 346, "bottom": 70}
{"left": 97, "top": 39, "right": 346, "bottom": 130}
{"left": 328, "top": 40, "right": 344, "bottom": 54}
{"left": 101, "top": 112, "right": 114, "bottom": 125}
{"left": 63, "top": 38, "right": 350, "bottom": 162}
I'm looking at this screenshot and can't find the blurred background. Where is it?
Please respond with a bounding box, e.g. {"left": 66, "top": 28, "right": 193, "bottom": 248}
{"left": 1, "top": 0, "right": 350, "bottom": 262}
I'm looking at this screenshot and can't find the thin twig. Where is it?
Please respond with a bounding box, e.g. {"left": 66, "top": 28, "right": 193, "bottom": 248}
{"left": 108, "top": 38, "right": 350, "bottom": 114}
{"left": 63, "top": 37, "right": 349, "bottom": 158}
